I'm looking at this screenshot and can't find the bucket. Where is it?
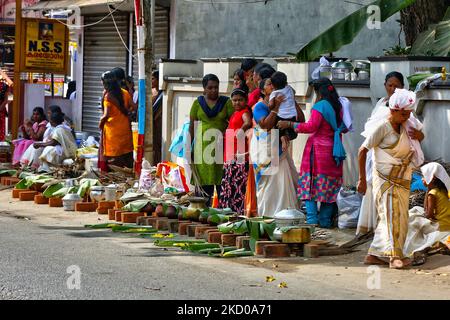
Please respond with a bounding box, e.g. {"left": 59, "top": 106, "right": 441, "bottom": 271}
{"left": 105, "top": 185, "right": 118, "bottom": 201}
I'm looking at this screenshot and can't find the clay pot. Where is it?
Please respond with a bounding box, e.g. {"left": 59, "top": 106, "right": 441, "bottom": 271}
{"left": 165, "top": 206, "right": 178, "bottom": 219}
{"left": 142, "top": 203, "right": 154, "bottom": 214}
{"left": 155, "top": 204, "right": 165, "bottom": 217}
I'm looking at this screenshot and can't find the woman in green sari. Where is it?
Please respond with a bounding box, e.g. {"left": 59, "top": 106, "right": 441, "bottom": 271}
{"left": 189, "top": 74, "right": 234, "bottom": 205}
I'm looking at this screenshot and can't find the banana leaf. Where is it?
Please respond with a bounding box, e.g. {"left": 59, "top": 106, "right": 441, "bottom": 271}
{"left": 43, "top": 183, "right": 65, "bottom": 198}
{"left": 184, "top": 243, "right": 221, "bottom": 252}
{"left": 295, "top": 0, "right": 418, "bottom": 62}
{"left": 15, "top": 179, "right": 28, "bottom": 190}
{"left": 411, "top": 8, "right": 450, "bottom": 57}
{"left": 84, "top": 223, "right": 121, "bottom": 229}
{"left": 111, "top": 225, "right": 156, "bottom": 232}
{"left": 153, "top": 239, "right": 205, "bottom": 247}
{"left": 217, "top": 220, "right": 248, "bottom": 234}
{"left": 77, "top": 179, "right": 100, "bottom": 197}
{"left": 52, "top": 186, "right": 78, "bottom": 197}
{"left": 222, "top": 248, "right": 254, "bottom": 258}
{"left": 122, "top": 199, "right": 151, "bottom": 213}
{"left": 246, "top": 218, "right": 277, "bottom": 252}
{"left": 0, "top": 169, "right": 17, "bottom": 176}
{"left": 19, "top": 171, "right": 34, "bottom": 179}
{"left": 208, "top": 214, "right": 230, "bottom": 225}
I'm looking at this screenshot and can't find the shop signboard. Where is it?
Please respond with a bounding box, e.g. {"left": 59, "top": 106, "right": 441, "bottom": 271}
{"left": 0, "top": 0, "right": 41, "bottom": 24}
{"left": 20, "top": 18, "right": 69, "bottom": 75}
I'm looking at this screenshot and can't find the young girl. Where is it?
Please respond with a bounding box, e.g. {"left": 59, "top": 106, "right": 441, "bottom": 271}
{"left": 219, "top": 88, "right": 253, "bottom": 214}
{"left": 422, "top": 162, "right": 450, "bottom": 232}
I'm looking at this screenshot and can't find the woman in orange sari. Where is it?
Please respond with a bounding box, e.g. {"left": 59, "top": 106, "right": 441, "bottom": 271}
{"left": 99, "top": 71, "right": 134, "bottom": 169}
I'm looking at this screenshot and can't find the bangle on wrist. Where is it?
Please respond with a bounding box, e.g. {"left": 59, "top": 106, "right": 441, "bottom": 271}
{"left": 271, "top": 110, "right": 278, "bottom": 115}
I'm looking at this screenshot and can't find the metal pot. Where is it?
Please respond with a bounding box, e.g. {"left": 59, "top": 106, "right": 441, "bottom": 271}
{"left": 273, "top": 208, "right": 306, "bottom": 227}
{"left": 62, "top": 193, "right": 82, "bottom": 211}
{"left": 331, "top": 60, "right": 354, "bottom": 81}
{"left": 89, "top": 186, "right": 105, "bottom": 202}
{"left": 353, "top": 60, "right": 370, "bottom": 70}
{"left": 358, "top": 70, "right": 370, "bottom": 80}
{"left": 104, "top": 184, "right": 118, "bottom": 201}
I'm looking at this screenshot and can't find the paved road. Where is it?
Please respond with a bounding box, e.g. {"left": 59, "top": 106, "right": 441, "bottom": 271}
{"left": 0, "top": 203, "right": 449, "bottom": 301}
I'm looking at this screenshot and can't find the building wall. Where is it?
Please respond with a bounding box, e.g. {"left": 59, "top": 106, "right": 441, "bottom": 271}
{"left": 172, "top": 0, "right": 403, "bottom": 60}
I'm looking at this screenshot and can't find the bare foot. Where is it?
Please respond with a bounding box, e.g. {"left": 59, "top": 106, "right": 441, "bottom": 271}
{"left": 389, "top": 258, "right": 404, "bottom": 269}
{"left": 401, "top": 258, "right": 412, "bottom": 267}
{"left": 364, "top": 255, "right": 388, "bottom": 265}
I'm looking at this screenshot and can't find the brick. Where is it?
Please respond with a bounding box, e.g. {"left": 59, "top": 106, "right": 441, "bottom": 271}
{"left": 281, "top": 228, "right": 311, "bottom": 243}
{"left": 19, "top": 191, "right": 38, "bottom": 201}
{"left": 255, "top": 241, "right": 279, "bottom": 256}
{"left": 34, "top": 194, "right": 49, "bottom": 205}
{"left": 49, "top": 197, "right": 63, "bottom": 207}
{"left": 195, "top": 226, "right": 217, "bottom": 239}
{"left": 203, "top": 228, "right": 219, "bottom": 241}
{"left": 144, "top": 217, "right": 160, "bottom": 227}
{"left": 136, "top": 216, "right": 147, "bottom": 225}
{"left": 96, "top": 207, "right": 109, "bottom": 215}
{"left": 115, "top": 200, "right": 123, "bottom": 209}
{"left": 178, "top": 222, "right": 194, "bottom": 235}
{"left": 31, "top": 183, "right": 45, "bottom": 192}
{"left": 98, "top": 201, "right": 115, "bottom": 209}
{"left": 263, "top": 244, "right": 291, "bottom": 258}
{"left": 115, "top": 211, "right": 123, "bottom": 222}
{"left": 12, "top": 188, "right": 30, "bottom": 199}
{"left": 236, "top": 236, "right": 251, "bottom": 250}
{"left": 207, "top": 232, "right": 223, "bottom": 244}
{"left": 0, "top": 176, "right": 8, "bottom": 185}
{"left": 221, "top": 234, "right": 240, "bottom": 247}
{"left": 156, "top": 218, "right": 169, "bottom": 230}
{"left": 188, "top": 224, "right": 207, "bottom": 237}
{"left": 108, "top": 209, "right": 118, "bottom": 220}
{"left": 75, "top": 202, "right": 98, "bottom": 212}
{"left": 121, "top": 212, "right": 145, "bottom": 224}
{"left": 168, "top": 220, "right": 180, "bottom": 233}
{"left": 303, "top": 244, "right": 320, "bottom": 258}
{"left": 3, "top": 177, "right": 20, "bottom": 186}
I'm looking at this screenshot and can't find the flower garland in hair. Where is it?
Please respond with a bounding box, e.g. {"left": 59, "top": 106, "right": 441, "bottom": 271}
{"left": 328, "top": 85, "right": 334, "bottom": 92}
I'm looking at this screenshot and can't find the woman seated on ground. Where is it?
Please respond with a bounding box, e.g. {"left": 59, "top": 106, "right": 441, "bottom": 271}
{"left": 12, "top": 107, "right": 48, "bottom": 165}
{"left": 33, "top": 112, "right": 78, "bottom": 173}
{"left": 404, "top": 162, "right": 450, "bottom": 265}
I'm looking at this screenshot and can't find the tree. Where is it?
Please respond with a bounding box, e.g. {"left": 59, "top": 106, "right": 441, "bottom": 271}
{"left": 401, "top": 0, "right": 450, "bottom": 46}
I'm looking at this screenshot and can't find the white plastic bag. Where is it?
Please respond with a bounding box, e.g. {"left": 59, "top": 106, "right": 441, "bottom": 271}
{"left": 138, "top": 159, "right": 156, "bottom": 192}
{"left": 311, "top": 56, "right": 331, "bottom": 80}
{"left": 337, "top": 188, "right": 362, "bottom": 229}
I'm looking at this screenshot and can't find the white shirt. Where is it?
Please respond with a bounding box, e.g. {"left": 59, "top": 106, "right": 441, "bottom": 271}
{"left": 269, "top": 86, "right": 297, "bottom": 119}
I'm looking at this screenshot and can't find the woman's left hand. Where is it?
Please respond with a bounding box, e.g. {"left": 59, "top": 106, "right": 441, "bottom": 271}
{"left": 277, "top": 121, "right": 292, "bottom": 130}
{"left": 408, "top": 128, "right": 424, "bottom": 141}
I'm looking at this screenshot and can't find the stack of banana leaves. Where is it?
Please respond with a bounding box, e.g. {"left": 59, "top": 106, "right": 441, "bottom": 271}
{"left": 153, "top": 240, "right": 253, "bottom": 258}
{"left": 85, "top": 223, "right": 157, "bottom": 234}
{"left": 218, "top": 217, "right": 277, "bottom": 253}
{"left": 41, "top": 178, "right": 100, "bottom": 198}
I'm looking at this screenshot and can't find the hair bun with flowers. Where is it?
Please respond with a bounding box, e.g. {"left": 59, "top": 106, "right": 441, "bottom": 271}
{"left": 328, "top": 85, "right": 334, "bottom": 92}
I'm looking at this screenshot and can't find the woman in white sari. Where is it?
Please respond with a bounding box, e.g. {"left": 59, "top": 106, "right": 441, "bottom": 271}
{"left": 357, "top": 72, "right": 425, "bottom": 236}
{"left": 28, "top": 112, "right": 77, "bottom": 173}
{"left": 358, "top": 89, "right": 424, "bottom": 269}
{"left": 250, "top": 78, "right": 300, "bottom": 217}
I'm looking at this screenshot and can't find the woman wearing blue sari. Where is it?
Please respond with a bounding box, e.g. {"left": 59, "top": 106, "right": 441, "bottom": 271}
{"left": 250, "top": 78, "right": 300, "bottom": 217}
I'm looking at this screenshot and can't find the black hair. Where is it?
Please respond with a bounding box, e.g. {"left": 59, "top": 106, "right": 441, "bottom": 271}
{"left": 385, "top": 71, "right": 405, "bottom": 87}
{"left": 254, "top": 63, "right": 273, "bottom": 74}
{"left": 241, "top": 58, "right": 258, "bottom": 72}
{"left": 50, "top": 112, "right": 65, "bottom": 125}
{"left": 271, "top": 71, "right": 288, "bottom": 90}
{"left": 259, "top": 78, "right": 270, "bottom": 99}
{"left": 48, "top": 105, "right": 63, "bottom": 115}
{"left": 33, "top": 107, "right": 47, "bottom": 121}
{"left": 102, "top": 71, "right": 128, "bottom": 117}
{"left": 231, "top": 88, "right": 248, "bottom": 99}
{"left": 111, "top": 67, "right": 126, "bottom": 81}
{"left": 312, "top": 78, "right": 342, "bottom": 125}
{"left": 126, "top": 75, "right": 134, "bottom": 84}
{"left": 66, "top": 81, "right": 76, "bottom": 99}
{"left": 433, "top": 177, "right": 449, "bottom": 194}
{"left": 259, "top": 67, "right": 276, "bottom": 81}
{"left": 152, "top": 70, "right": 159, "bottom": 79}
{"left": 233, "top": 69, "right": 249, "bottom": 93}
{"left": 202, "top": 74, "right": 220, "bottom": 88}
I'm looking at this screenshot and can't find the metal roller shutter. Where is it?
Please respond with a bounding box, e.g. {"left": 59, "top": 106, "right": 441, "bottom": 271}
{"left": 82, "top": 14, "right": 129, "bottom": 135}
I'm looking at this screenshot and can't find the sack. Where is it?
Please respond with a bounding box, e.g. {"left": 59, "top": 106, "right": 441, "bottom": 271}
{"left": 157, "top": 162, "right": 190, "bottom": 194}
{"left": 337, "top": 188, "right": 362, "bottom": 229}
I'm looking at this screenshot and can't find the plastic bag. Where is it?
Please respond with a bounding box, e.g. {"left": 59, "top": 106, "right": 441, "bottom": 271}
{"left": 169, "top": 120, "right": 190, "bottom": 158}
{"left": 337, "top": 188, "right": 362, "bottom": 229}
{"left": 157, "top": 162, "right": 190, "bottom": 194}
{"left": 311, "top": 56, "right": 331, "bottom": 80}
{"left": 138, "top": 159, "right": 157, "bottom": 192}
